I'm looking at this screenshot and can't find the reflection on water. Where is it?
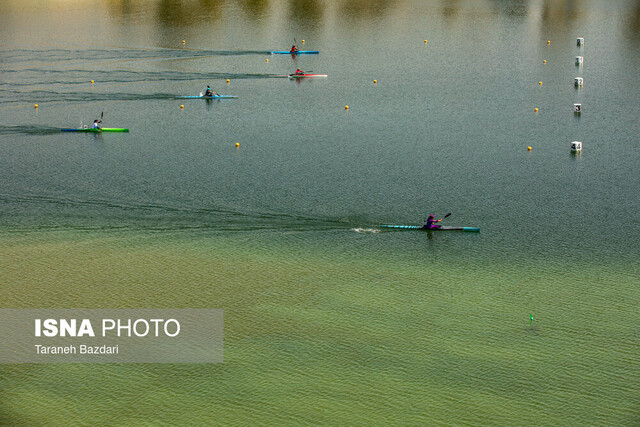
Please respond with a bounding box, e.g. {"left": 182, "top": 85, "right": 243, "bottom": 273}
{"left": 288, "top": 0, "right": 323, "bottom": 22}
{"left": 129, "top": 0, "right": 582, "bottom": 26}
{"left": 495, "top": 2, "right": 529, "bottom": 18}
{"left": 2, "top": 0, "right": 638, "bottom": 35}
{"left": 441, "top": 1, "right": 461, "bottom": 19}
{"left": 630, "top": 1, "right": 640, "bottom": 35}
{"left": 540, "top": 0, "right": 587, "bottom": 23}
{"left": 153, "top": 0, "right": 225, "bottom": 26}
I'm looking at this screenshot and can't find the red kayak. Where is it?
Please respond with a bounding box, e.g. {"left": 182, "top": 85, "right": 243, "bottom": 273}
{"left": 288, "top": 73, "right": 327, "bottom": 79}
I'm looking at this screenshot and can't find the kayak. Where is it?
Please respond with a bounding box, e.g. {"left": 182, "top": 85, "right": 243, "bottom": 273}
{"left": 380, "top": 225, "right": 480, "bottom": 232}
{"left": 61, "top": 128, "right": 129, "bottom": 132}
{"left": 270, "top": 50, "right": 319, "bottom": 55}
{"left": 176, "top": 95, "right": 238, "bottom": 99}
{"left": 288, "top": 73, "right": 327, "bottom": 79}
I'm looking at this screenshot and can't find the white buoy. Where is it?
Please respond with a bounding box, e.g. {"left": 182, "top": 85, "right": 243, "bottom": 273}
{"left": 574, "top": 77, "right": 584, "bottom": 86}
{"left": 577, "top": 37, "right": 584, "bottom": 46}
{"left": 570, "top": 141, "right": 582, "bottom": 151}
{"left": 573, "top": 103, "right": 582, "bottom": 113}
{"left": 576, "top": 56, "right": 584, "bottom": 65}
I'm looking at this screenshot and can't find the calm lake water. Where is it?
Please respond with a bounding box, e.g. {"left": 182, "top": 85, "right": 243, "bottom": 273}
{"left": 1, "top": 0, "right": 639, "bottom": 425}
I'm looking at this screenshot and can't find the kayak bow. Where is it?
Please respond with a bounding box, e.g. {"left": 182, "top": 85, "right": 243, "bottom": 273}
{"left": 270, "top": 50, "right": 319, "bottom": 55}
{"left": 61, "top": 128, "right": 129, "bottom": 133}
{"left": 380, "top": 225, "right": 480, "bottom": 232}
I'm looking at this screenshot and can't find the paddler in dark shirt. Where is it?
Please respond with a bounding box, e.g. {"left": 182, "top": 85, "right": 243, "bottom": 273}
{"left": 204, "top": 86, "right": 215, "bottom": 96}
{"left": 423, "top": 215, "right": 442, "bottom": 229}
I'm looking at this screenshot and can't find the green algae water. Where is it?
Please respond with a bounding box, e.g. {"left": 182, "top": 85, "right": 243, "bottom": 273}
{"left": 1, "top": 1, "right": 639, "bottom": 425}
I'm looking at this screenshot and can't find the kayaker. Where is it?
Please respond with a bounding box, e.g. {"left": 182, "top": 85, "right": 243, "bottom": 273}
{"left": 92, "top": 119, "right": 101, "bottom": 129}
{"left": 423, "top": 214, "right": 442, "bottom": 230}
{"left": 290, "top": 44, "right": 298, "bottom": 53}
{"left": 294, "top": 68, "right": 304, "bottom": 75}
{"left": 204, "top": 86, "right": 215, "bottom": 96}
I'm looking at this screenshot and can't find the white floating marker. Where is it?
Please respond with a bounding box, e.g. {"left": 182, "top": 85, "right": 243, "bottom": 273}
{"left": 576, "top": 56, "right": 584, "bottom": 65}
{"left": 570, "top": 141, "right": 582, "bottom": 151}
{"left": 577, "top": 37, "right": 584, "bottom": 46}
{"left": 574, "top": 77, "right": 584, "bottom": 86}
{"left": 573, "top": 103, "right": 582, "bottom": 113}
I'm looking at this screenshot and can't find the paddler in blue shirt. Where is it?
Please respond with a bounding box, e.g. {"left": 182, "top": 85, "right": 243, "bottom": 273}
{"left": 423, "top": 214, "right": 442, "bottom": 230}
{"left": 204, "top": 86, "right": 215, "bottom": 96}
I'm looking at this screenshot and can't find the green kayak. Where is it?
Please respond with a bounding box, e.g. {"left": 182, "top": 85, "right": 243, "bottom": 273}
{"left": 61, "top": 128, "right": 129, "bottom": 133}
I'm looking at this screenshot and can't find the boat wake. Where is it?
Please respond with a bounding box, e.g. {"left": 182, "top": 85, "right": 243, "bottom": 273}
{"left": 0, "top": 125, "right": 61, "bottom": 135}
{"left": 0, "top": 47, "right": 280, "bottom": 66}
{"left": 0, "top": 193, "right": 364, "bottom": 233}
{"left": 352, "top": 228, "right": 380, "bottom": 234}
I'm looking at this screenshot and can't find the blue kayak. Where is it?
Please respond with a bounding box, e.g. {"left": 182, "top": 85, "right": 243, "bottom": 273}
{"left": 381, "top": 225, "right": 480, "bottom": 232}
{"left": 177, "top": 95, "right": 238, "bottom": 99}
{"left": 270, "top": 50, "right": 319, "bottom": 55}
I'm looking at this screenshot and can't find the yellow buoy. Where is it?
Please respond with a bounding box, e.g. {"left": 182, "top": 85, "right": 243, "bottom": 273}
{"left": 527, "top": 146, "right": 532, "bottom": 151}
{"left": 34, "top": 104, "right": 38, "bottom": 109}
{"left": 91, "top": 80, "right": 94, "bottom": 84}
{"left": 182, "top": 40, "right": 185, "bottom": 44}
{"left": 265, "top": 58, "right": 269, "bottom": 62}
{"left": 424, "top": 40, "right": 428, "bottom": 44}
{"left": 180, "top": 105, "right": 184, "bottom": 109}
{"left": 226, "top": 79, "right": 230, "bottom": 84}
{"left": 302, "top": 40, "right": 305, "bottom": 44}
{"left": 547, "top": 40, "right": 551, "bottom": 45}
{"left": 235, "top": 143, "right": 239, "bottom": 148}
{"left": 543, "top": 60, "right": 547, "bottom": 64}
{"left": 534, "top": 108, "right": 539, "bottom": 112}
{"left": 345, "top": 105, "right": 349, "bottom": 110}
{"left": 539, "top": 81, "right": 542, "bottom": 85}
{"left": 373, "top": 80, "right": 377, "bottom": 84}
